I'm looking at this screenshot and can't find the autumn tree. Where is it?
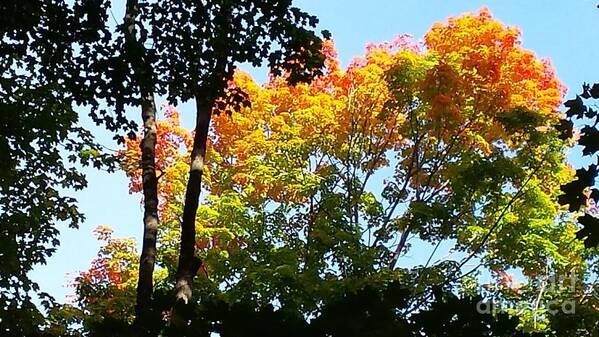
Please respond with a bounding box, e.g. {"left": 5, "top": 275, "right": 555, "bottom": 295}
{"left": 68, "top": 1, "right": 328, "bottom": 332}
{"left": 200, "top": 11, "right": 579, "bottom": 330}
{"left": 144, "top": 1, "right": 329, "bottom": 316}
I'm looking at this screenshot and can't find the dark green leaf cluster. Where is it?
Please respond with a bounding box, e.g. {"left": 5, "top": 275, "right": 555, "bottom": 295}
{"left": 558, "top": 83, "right": 599, "bottom": 247}
{"left": 1, "top": 0, "right": 115, "bottom": 333}
{"left": 149, "top": 0, "right": 329, "bottom": 103}
{"left": 70, "top": 0, "right": 328, "bottom": 132}
{"left": 76, "top": 283, "right": 540, "bottom": 337}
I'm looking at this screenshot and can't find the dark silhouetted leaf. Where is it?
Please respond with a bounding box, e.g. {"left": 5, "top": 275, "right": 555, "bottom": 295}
{"left": 576, "top": 214, "right": 599, "bottom": 248}
{"left": 580, "top": 126, "right": 599, "bottom": 156}
{"left": 564, "top": 95, "right": 586, "bottom": 118}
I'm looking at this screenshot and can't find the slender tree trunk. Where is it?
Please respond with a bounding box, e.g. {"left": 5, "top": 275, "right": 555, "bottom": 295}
{"left": 123, "top": 0, "right": 159, "bottom": 333}
{"left": 174, "top": 96, "right": 211, "bottom": 306}
{"left": 135, "top": 92, "right": 159, "bottom": 328}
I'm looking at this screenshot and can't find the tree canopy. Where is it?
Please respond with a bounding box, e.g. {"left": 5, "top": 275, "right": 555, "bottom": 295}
{"left": 65, "top": 8, "right": 599, "bottom": 336}
{"left": 4, "top": 4, "right": 599, "bottom": 337}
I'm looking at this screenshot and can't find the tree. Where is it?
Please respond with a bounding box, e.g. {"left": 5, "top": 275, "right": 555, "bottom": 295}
{"left": 144, "top": 0, "right": 329, "bottom": 313}
{"left": 72, "top": 1, "right": 330, "bottom": 326}
{"left": 121, "top": 0, "right": 160, "bottom": 330}
{"left": 23, "top": 0, "right": 165, "bottom": 332}
{"left": 0, "top": 1, "right": 113, "bottom": 335}
{"left": 69, "top": 2, "right": 329, "bottom": 330}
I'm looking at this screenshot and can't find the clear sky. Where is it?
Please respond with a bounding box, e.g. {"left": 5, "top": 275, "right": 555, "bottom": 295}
{"left": 30, "top": 0, "right": 599, "bottom": 302}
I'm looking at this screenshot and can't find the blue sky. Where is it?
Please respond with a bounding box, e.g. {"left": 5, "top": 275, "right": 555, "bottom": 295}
{"left": 30, "top": 0, "right": 599, "bottom": 302}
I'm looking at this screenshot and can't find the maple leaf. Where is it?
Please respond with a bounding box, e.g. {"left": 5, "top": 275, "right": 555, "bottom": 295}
{"left": 564, "top": 95, "right": 586, "bottom": 118}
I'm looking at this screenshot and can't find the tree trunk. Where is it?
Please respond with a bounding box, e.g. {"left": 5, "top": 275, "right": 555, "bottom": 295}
{"left": 135, "top": 92, "right": 159, "bottom": 330}
{"left": 123, "top": 0, "right": 159, "bottom": 334}
{"left": 174, "top": 96, "right": 211, "bottom": 307}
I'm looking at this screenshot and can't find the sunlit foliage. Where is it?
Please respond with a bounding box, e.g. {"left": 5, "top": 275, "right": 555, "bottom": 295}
{"left": 74, "top": 8, "right": 593, "bottom": 336}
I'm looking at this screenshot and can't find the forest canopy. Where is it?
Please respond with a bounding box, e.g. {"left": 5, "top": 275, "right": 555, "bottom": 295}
{"left": 3, "top": 3, "right": 599, "bottom": 337}
{"left": 74, "top": 8, "right": 593, "bottom": 337}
